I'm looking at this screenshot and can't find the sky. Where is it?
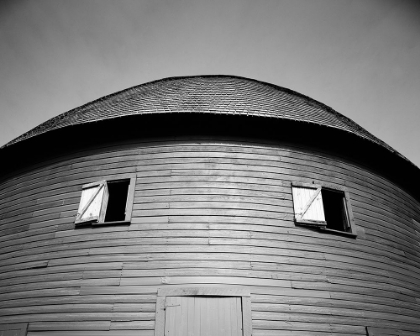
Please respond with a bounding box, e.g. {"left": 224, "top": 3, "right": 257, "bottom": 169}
{"left": 0, "top": 0, "right": 419, "bottom": 167}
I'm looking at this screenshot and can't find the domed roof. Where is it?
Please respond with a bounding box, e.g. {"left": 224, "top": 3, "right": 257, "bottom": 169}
{"left": 0, "top": 75, "right": 398, "bottom": 158}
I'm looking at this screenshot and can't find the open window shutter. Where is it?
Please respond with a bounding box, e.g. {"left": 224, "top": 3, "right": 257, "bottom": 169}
{"left": 75, "top": 181, "right": 109, "bottom": 224}
{"left": 292, "top": 186, "right": 325, "bottom": 223}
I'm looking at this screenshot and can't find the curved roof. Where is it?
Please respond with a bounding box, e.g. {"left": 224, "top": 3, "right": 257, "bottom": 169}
{"left": 1, "top": 75, "right": 402, "bottom": 160}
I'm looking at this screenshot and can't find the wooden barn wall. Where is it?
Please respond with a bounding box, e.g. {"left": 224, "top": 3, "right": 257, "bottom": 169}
{"left": 0, "top": 138, "right": 420, "bottom": 336}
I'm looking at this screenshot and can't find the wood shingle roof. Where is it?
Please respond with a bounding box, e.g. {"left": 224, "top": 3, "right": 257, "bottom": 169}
{"left": 1, "top": 75, "right": 407, "bottom": 164}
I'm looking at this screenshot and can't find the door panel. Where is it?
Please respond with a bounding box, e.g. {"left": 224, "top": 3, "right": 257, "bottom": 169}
{"left": 164, "top": 297, "right": 243, "bottom": 336}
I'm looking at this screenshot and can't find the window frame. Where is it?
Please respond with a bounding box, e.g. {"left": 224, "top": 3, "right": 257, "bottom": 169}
{"left": 75, "top": 173, "right": 136, "bottom": 226}
{"left": 291, "top": 182, "right": 357, "bottom": 237}
{"left": 154, "top": 287, "right": 252, "bottom": 336}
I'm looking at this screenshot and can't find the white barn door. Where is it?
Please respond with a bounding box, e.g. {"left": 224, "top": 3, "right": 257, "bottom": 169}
{"left": 164, "top": 297, "right": 243, "bottom": 336}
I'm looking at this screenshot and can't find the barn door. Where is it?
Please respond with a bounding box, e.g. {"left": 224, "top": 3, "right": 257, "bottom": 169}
{"left": 164, "top": 296, "right": 243, "bottom": 336}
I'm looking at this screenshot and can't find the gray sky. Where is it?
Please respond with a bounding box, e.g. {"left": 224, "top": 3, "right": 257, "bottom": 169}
{"left": 1, "top": 0, "right": 419, "bottom": 166}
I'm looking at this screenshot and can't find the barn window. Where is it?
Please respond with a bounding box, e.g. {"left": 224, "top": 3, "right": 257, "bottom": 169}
{"left": 292, "top": 183, "right": 356, "bottom": 236}
{"left": 75, "top": 174, "right": 136, "bottom": 226}
{"left": 155, "top": 287, "right": 252, "bottom": 336}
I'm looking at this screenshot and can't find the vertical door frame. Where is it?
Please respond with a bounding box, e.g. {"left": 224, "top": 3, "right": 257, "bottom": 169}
{"left": 154, "top": 287, "right": 252, "bottom": 336}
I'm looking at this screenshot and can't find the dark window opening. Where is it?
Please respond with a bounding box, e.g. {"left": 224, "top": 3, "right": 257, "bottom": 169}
{"left": 322, "top": 189, "right": 349, "bottom": 232}
{"left": 105, "top": 179, "right": 130, "bottom": 222}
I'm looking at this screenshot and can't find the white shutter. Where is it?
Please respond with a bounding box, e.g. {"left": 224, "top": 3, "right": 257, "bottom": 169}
{"left": 292, "top": 186, "right": 325, "bottom": 223}
{"left": 75, "top": 181, "right": 109, "bottom": 224}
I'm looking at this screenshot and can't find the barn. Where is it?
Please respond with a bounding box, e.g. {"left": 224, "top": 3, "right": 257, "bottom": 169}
{"left": 1, "top": 75, "right": 419, "bottom": 336}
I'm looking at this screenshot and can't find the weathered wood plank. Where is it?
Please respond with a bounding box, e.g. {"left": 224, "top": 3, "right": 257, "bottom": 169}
{"left": 27, "top": 322, "right": 111, "bottom": 331}
{"left": 27, "top": 331, "right": 153, "bottom": 336}
{"left": 1, "top": 139, "right": 420, "bottom": 335}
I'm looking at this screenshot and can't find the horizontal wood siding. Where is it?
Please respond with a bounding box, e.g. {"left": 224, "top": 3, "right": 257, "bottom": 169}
{"left": 1, "top": 139, "right": 420, "bottom": 336}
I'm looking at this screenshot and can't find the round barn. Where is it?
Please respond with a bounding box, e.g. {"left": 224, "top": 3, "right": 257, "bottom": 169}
{"left": 1, "top": 76, "right": 420, "bottom": 336}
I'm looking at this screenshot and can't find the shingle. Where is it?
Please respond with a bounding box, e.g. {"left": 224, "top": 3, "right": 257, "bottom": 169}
{"left": 1, "top": 75, "right": 410, "bottom": 166}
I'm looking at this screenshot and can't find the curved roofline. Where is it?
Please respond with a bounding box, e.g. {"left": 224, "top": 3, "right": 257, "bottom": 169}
{"left": 1, "top": 107, "right": 420, "bottom": 202}
{"left": 1, "top": 75, "right": 416, "bottom": 170}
